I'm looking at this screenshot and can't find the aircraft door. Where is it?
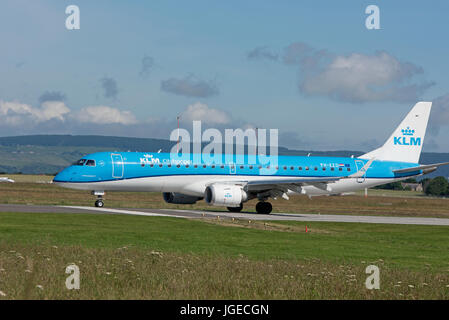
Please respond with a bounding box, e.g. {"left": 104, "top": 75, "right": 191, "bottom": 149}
{"left": 111, "top": 154, "right": 124, "bottom": 178}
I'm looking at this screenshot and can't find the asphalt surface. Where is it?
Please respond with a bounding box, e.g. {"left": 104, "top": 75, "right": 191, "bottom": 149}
{"left": 1, "top": 204, "right": 449, "bottom": 226}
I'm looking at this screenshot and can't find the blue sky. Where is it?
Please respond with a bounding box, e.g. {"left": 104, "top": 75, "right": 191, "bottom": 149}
{"left": 1, "top": 0, "right": 449, "bottom": 152}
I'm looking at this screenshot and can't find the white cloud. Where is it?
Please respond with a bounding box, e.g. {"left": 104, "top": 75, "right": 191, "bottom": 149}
{"left": 181, "top": 102, "right": 231, "bottom": 125}
{"left": 75, "top": 106, "right": 137, "bottom": 125}
{"left": 0, "top": 100, "right": 70, "bottom": 125}
{"left": 249, "top": 42, "right": 434, "bottom": 103}
{"left": 300, "top": 51, "right": 432, "bottom": 103}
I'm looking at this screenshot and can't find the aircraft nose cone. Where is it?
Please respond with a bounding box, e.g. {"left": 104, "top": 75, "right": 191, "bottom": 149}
{"left": 53, "top": 166, "right": 77, "bottom": 184}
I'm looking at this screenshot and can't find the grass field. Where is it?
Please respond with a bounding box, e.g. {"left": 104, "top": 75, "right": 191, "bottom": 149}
{"left": 0, "top": 176, "right": 448, "bottom": 299}
{"left": 0, "top": 211, "right": 448, "bottom": 299}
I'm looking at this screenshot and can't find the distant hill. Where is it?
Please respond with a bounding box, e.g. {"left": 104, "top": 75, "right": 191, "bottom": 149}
{"left": 1, "top": 135, "right": 448, "bottom": 178}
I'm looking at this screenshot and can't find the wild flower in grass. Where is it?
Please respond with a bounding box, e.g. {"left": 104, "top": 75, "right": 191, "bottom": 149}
{"left": 446, "top": 285, "right": 449, "bottom": 288}
{"left": 394, "top": 285, "right": 400, "bottom": 287}
{"left": 408, "top": 285, "right": 414, "bottom": 288}
{"left": 422, "top": 283, "right": 428, "bottom": 286}
{"left": 105, "top": 272, "right": 112, "bottom": 275}
{"left": 25, "top": 269, "right": 32, "bottom": 273}
{"left": 0, "top": 268, "right": 5, "bottom": 272}
{"left": 150, "top": 250, "right": 163, "bottom": 257}
{"left": 36, "top": 285, "right": 43, "bottom": 290}
{"left": 52, "top": 246, "right": 58, "bottom": 249}
{"left": 0, "top": 290, "right": 6, "bottom": 297}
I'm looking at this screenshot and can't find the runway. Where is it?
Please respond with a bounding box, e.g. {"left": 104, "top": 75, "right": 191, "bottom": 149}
{"left": 1, "top": 203, "right": 449, "bottom": 226}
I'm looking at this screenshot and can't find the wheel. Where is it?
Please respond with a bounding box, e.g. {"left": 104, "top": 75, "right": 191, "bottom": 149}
{"left": 95, "top": 199, "right": 104, "bottom": 207}
{"left": 227, "top": 203, "right": 243, "bottom": 212}
{"left": 255, "top": 201, "right": 272, "bottom": 214}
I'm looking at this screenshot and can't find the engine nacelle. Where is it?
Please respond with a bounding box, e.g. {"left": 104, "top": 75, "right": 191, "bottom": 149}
{"left": 163, "top": 192, "right": 202, "bottom": 204}
{"left": 204, "top": 184, "right": 248, "bottom": 207}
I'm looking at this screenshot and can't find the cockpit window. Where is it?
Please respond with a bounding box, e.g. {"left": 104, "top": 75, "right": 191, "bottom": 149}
{"left": 73, "top": 159, "right": 87, "bottom": 166}
{"left": 85, "top": 160, "right": 96, "bottom": 167}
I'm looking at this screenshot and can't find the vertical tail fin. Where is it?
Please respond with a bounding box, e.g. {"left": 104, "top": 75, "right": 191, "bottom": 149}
{"left": 360, "top": 102, "right": 432, "bottom": 163}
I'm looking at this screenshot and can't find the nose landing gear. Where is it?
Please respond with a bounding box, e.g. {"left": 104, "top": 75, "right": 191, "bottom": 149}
{"left": 92, "top": 190, "right": 105, "bottom": 208}
{"left": 95, "top": 199, "right": 104, "bottom": 207}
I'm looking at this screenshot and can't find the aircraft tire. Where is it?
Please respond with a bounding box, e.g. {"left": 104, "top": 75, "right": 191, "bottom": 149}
{"left": 227, "top": 203, "right": 243, "bottom": 212}
{"left": 256, "top": 201, "right": 272, "bottom": 214}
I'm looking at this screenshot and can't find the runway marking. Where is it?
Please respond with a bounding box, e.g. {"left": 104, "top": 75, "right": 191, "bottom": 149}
{"left": 59, "top": 206, "right": 187, "bottom": 218}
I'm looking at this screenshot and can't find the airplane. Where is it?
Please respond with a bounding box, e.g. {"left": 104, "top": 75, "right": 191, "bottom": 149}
{"left": 53, "top": 102, "right": 449, "bottom": 214}
{"left": 0, "top": 177, "right": 15, "bottom": 183}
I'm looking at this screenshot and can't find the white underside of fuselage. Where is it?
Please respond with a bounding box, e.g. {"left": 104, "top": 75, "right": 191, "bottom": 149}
{"left": 54, "top": 175, "right": 406, "bottom": 197}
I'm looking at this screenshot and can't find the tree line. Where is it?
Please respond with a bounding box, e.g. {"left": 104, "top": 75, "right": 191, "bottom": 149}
{"left": 374, "top": 176, "right": 449, "bottom": 196}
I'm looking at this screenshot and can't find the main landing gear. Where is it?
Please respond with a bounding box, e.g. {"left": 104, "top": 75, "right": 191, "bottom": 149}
{"left": 227, "top": 203, "right": 243, "bottom": 212}
{"left": 227, "top": 202, "right": 273, "bottom": 214}
{"left": 92, "top": 190, "right": 105, "bottom": 207}
{"left": 255, "top": 201, "right": 272, "bottom": 214}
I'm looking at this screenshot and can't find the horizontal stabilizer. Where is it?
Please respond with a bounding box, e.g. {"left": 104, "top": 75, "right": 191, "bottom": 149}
{"left": 393, "top": 162, "right": 449, "bottom": 174}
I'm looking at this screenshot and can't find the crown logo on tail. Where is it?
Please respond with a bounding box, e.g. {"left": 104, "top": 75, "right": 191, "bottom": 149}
{"left": 401, "top": 127, "right": 415, "bottom": 136}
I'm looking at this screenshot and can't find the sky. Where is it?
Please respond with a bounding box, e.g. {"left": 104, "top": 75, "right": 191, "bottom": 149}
{"left": 1, "top": 0, "right": 449, "bottom": 152}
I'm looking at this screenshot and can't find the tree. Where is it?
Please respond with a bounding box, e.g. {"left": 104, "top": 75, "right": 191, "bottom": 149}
{"left": 424, "top": 176, "right": 449, "bottom": 196}
{"left": 373, "top": 181, "right": 404, "bottom": 190}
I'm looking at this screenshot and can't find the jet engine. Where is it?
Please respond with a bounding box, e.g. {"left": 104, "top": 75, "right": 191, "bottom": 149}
{"left": 204, "top": 184, "right": 248, "bottom": 207}
{"left": 163, "top": 192, "right": 202, "bottom": 204}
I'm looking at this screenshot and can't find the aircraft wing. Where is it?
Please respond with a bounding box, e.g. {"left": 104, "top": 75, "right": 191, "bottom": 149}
{"left": 210, "top": 159, "right": 375, "bottom": 195}
{"left": 243, "top": 177, "right": 341, "bottom": 192}
{"left": 393, "top": 162, "right": 449, "bottom": 174}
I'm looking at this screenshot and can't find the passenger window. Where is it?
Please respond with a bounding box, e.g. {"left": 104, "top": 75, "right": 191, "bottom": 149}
{"left": 176, "top": 164, "right": 180, "bottom": 168}
{"left": 331, "top": 167, "right": 335, "bottom": 171}
{"left": 150, "top": 164, "right": 154, "bottom": 168}
{"left": 305, "top": 166, "right": 309, "bottom": 170}
{"left": 186, "top": 164, "right": 189, "bottom": 168}
{"left": 249, "top": 165, "right": 253, "bottom": 169}
{"left": 339, "top": 167, "right": 342, "bottom": 171}
{"left": 221, "top": 165, "right": 224, "bottom": 169}
{"left": 211, "top": 165, "right": 215, "bottom": 168}
{"left": 298, "top": 167, "right": 302, "bottom": 170}
{"left": 240, "top": 165, "right": 244, "bottom": 169}
{"left": 322, "top": 167, "right": 326, "bottom": 171}
{"left": 347, "top": 167, "right": 351, "bottom": 171}
{"left": 194, "top": 164, "right": 198, "bottom": 168}
{"left": 159, "top": 164, "right": 163, "bottom": 167}
{"left": 290, "top": 166, "right": 294, "bottom": 170}
{"left": 168, "top": 164, "right": 172, "bottom": 168}
{"left": 314, "top": 167, "right": 318, "bottom": 171}
{"left": 283, "top": 166, "right": 287, "bottom": 170}
{"left": 203, "top": 164, "right": 207, "bottom": 168}
{"left": 86, "top": 160, "right": 96, "bottom": 167}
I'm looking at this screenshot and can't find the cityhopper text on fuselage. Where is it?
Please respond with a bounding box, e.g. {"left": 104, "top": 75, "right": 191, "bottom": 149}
{"left": 53, "top": 102, "right": 449, "bottom": 214}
